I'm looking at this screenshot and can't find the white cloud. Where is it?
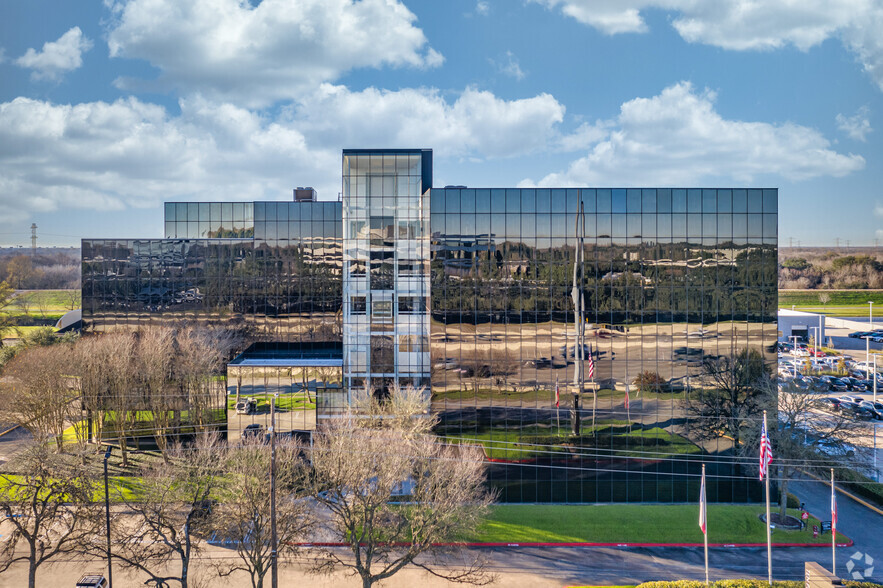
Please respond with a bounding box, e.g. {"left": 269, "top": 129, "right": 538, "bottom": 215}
{"left": 529, "top": 82, "right": 864, "bottom": 186}
{"left": 0, "top": 85, "right": 566, "bottom": 224}
{"left": 476, "top": 1, "right": 490, "bottom": 16}
{"left": 875, "top": 203, "right": 883, "bottom": 217}
{"left": 0, "top": 96, "right": 339, "bottom": 226}
{"left": 535, "top": 1, "right": 883, "bottom": 92}
{"left": 15, "top": 27, "right": 93, "bottom": 81}
{"left": 105, "top": 0, "right": 442, "bottom": 107}
{"left": 837, "top": 106, "right": 872, "bottom": 141}
{"left": 491, "top": 51, "right": 526, "bottom": 80}
{"left": 293, "top": 85, "right": 564, "bottom": 159}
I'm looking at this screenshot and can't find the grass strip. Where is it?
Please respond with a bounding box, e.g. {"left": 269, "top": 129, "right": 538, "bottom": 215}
{"left": 470, "top": 504, "right": 848, "bottom": 545}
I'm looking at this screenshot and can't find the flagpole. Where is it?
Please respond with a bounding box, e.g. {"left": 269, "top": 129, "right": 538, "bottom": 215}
{"left": 831, "top": 468, "right": 836, "bottom": 576}
{"left": 764, "top": 411, "right": 772, "bottom": 586}
{"left": 702, "top": 464, "right": 709, "bottom": 586}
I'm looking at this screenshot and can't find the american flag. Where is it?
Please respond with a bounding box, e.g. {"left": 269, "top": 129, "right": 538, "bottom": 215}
{"left": 555, "top": 377, "right": 559, "bottom": 409}
{"left": 759, "top": 412, "right": 773, "bottom": 480}
{"left": 699, "top": 465, "right": 707, "bottom": 535}
{"left": 587, "top": 345, "right": 595, "bottom": 379}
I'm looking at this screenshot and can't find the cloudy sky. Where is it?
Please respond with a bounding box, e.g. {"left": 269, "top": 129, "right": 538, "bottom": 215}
{"left": 1, "top": 0, "right": 882, "bottom": 247}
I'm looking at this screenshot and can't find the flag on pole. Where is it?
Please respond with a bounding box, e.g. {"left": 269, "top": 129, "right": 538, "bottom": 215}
{"left": 587, "top": 345, "right": 595, "bottom": 378}
{"left": 555, "top": 377, "right": 560, "bottom": 408}
{"left": 699, "top": 466, "right": 707, "bottom": 535}
{"left": 759, "top": 413, "right": 773, "bottom": 480}
{"left": 625, "top": 385, "right": 630, "bottom": 411}
{"left": 831, "top": 480, "right": 837, "bottom": 534}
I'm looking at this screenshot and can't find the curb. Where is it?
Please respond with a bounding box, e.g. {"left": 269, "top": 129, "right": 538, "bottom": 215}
{"left": 0, "top": 425, "right": 21, "bottom": 440}
{"left": 294, "top": 540, "right": 853, "bottom": 548}
{"left": 802, "top": 470, "right": 883, "bottom": 517}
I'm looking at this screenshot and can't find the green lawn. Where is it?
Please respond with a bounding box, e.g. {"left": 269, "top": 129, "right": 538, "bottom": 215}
{"left": 0, "top": 325, "right": 54, "bottom": 338}
{"left": 8, "top": 289, "right": 79, "bottom": 311}
{"left": 779, "top": 290, "right": 883, "bottom": 316}
{"left": 471, "top": 504, "right": 848, "bottom": 545}
{"left": 227, "top": 391, "right": 316, "bottom": 412}
{"left": 442, "top": 423, "right": 701, "bottom": 461}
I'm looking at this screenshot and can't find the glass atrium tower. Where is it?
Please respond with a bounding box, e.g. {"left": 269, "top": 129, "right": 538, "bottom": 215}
{"left": 342, "top": 150, "right": 433, "bottom": 397}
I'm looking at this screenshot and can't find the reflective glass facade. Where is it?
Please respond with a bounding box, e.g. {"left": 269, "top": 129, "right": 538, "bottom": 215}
{"left": 82, "top": 151, "right": 778, "bottom": 503}
{"left": 429, "top": 187, "right": 777, "bottom": 502}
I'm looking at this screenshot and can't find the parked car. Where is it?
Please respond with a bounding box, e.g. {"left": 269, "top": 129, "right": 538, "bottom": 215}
{"left": 857, "top": 401, "right": 883, "bottom": 419}
{"left": 841, "top": 377, "right": 868, "bottom": 392}
{"left": 844, "top": 404, "right": 875, "bottom": 420}
{"left": 821, "top": 397, "right": 843, "bottom": 411}
{"left": 76, "top": 575, "right": 108, "bottom": 588}
{"left": 838, "top": 395, "right": 863, "bottom": 406}
{"left": 241, "top": 423, "right": 265, "bottom": 440}
{"left": 235, "top": 398, "right": 257, "bottom": 415}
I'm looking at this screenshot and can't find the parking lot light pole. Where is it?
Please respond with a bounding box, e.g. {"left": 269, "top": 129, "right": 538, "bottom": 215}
{"left": 103, "top": 446, "right": 113, "bottom": 588}
{"left": 870, "top": 301, "right": 874, "bottom": 330}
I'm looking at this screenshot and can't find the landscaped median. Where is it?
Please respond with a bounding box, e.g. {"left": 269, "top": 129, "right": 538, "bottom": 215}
{"left": 463, "top": 504, "right": 850, "bottom": 547}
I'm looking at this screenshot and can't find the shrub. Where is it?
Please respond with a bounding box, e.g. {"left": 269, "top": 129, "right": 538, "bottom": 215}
{"left": 633, "top": 371, "right": 666, "bottom": 394}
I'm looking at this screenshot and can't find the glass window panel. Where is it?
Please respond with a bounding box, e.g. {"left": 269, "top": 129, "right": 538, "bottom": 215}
{"left": 536, "top": 189, "right": 551, "bottom": 213}
{"left": 164, "top": 221, "right": 175, "bottom": 238}
{"left": 312, "top": 203, "right": 324, "bottom": 221}
{"left": 627, "top": 189, "right": 642, "bottom": 212}
{"left": 655, "top": 189, "right": 671, "bottom": 213}
{"left": 430, "top": 190, "right": 445, "bottom": 214}
{"left": 626, "top": 214, "right": 642, "bottom": 237}
{"left": 210, "top": 203, "right": 222, "bottom": 222}
{"left": 254, "top": 202, "right": 265, "bottom": 222}
{"left": 702, "top": 189, "right": 717, "bottom": 213}
{"left": 188, "top": 202, "right": 199, "bottom": 222}
{"left": 396, "top": 154, "right": 410, "bottom": 175}
{"left": 702, "top": 214, "right": 716, "bottom": 237}
{"left": 597, "top": 189, "right": 612, "bottom": 213}
{"left": 535, "top": 214, "right": 551, "bottom": 238}
{"left": 748, "top": 189, "right": 763, "bottom": 212}
{"left": 277, "top": 203, "right": 289, "bottom": 222}
{"left": 642, "top": 214, "right": 656, "bottom": 238}
{"left": 672, "top": 213, "right": 687, "bottom": 236}
{"left": 748, "top": 213, "right": 763, "bottom": 238}
{"left": 764, "top": 213, "right": 777, "bottom": 241}
{"left": 475, "top": 213, "right": 490, "bottom": 236}
{"left": 717, "top": 190, "right": 732, "bottom": 213}
{"left": 222, "top": 202, "right": 233, "bottom": 222}
{"left": 687, "top": 214, "right": 702, "bottom": 236}
{"left": 657, "top": 214, "right": 672, "bottom": 239}
{"left": 198, "top": 202, "right": 209, "bottom": 222}
{"left": 521, "top": 189, "right": 536, "bottom": 213}
{"left": 641, "top": 189, "right": 657, "bottom": 213}
{"left": 266, "top": 202, "right": 277, "bottom": 221}
{"left": 476, "top": 189, "right": 491, "bottom": 213}
{"left": 733, "top": 214, "right": 748, "bottom": 237}
{"left": 687, "top": 189, "right": 701, "bottom": 212}
{"left": 717, "top": 213, "right": 733, "bottom": 239}
{"left": 668, "top": 190, "right": 685, "bottom": 214}
{"left": 445, "top": 190, "right": 460, "bottom": 213}
{"left": 506, "top": 189, "right": 521, "bottom": 213}
{"left": 461, "top": 189, "right": 475, "bottom": 213}
{"left": 581, "top": 189, "right": 596, "bottom": 213}
{"left": 612, "top": 189, "right": 627, "bottom": 213}
{"left": 233, "top": 203, "right": 245, "bottom": 221}
{"left": 763, "top": 189, "right": 777, "bottom": 213}
{"left": 491, "top": 189, "right": 506, "bottom": 213}
{"left": 551, "top": 189, "right": 566, "bottom": 213}
{"left": 733, "top": 189, "right": 747, "bottom": 212}
{"left": 566, "top": 188, "right": 579, "bottom": 213}
{"left": 612, "top": 214, "right": 627, "bottom": 236}
{"left": 165, "top": 202, "right": 176, "bottom": 222}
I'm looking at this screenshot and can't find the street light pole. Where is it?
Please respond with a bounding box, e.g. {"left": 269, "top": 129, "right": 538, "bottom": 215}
{"left": 103, "top": 446, "right": 113, "bottom": 588}
{"left": 270, "top": 396, "right": 278, "bottom": 588}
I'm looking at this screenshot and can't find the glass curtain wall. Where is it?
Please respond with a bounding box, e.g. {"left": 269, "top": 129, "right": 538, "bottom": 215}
{"left": 429, "top": 187, "right": 778, "bottom": 503}
{"left": 342, "top": 150, "right": 431, "bottom": 398}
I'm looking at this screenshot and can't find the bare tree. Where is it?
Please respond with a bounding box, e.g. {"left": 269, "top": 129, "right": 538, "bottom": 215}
{"left": 687, "top": 348, "right": 770, "bottom": 451}
{"left": 138, "top": 327, "right": 177, "bottom": 461}
{"left": 759, "top": 379, "right": 867, "bottom": 517}
{"left": 307, "top": 386, "right": 494, "bottom": 588}
{"left": 110, "top": 433, "right": 225, "bottom": 588}
{"left": 0, "top": 280, "right": 15, "bottom": 346}
{"left": 74, "top": 334, "right": 114, "bottom": 444}
{"left": 0, "top": 345, "right": 76, "bottom": 450}
{"left": 104, "top": 331, "right": 138, "bottom": 466}
{"left": 211, "top": 438, "right": 314, "bottom": 588}
{"left": 62, "top": 289, "right": 80, "bottom": 311}
{"left": 0, "top": 443, "right": 100, "bottom": 588}
{"left": 176, "top": 326, "right": 242, "bottom": 433}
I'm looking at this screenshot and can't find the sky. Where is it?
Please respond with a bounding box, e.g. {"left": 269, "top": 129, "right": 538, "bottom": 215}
{"left": 0, "top": 0, "right": 882, "bottom": 248}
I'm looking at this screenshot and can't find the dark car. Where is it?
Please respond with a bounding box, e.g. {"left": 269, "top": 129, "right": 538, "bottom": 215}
{"left": 859, "top": 401, "right": 883, "bottom": 420}
{"left": 821, "top": 397, "right": 843, "bottom": 411}
{"left": 841, "top": 377, "right": 867, "bottom": 392}
{"left": 240, "top": 423, "right": 265, "bottom": 440}
{"left": 76, "top": 575, "right": 108, "bottom": 588}
{"left": 844, "top": 404, "right": 875, "bottom": 420}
